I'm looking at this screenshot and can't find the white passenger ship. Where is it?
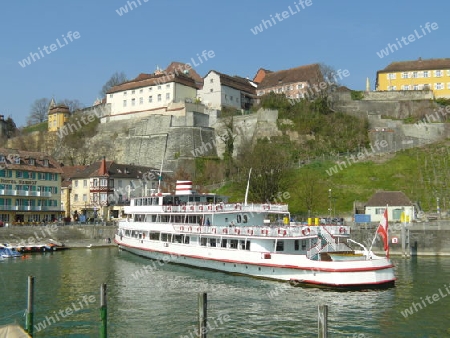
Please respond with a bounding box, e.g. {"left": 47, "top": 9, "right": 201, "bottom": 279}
{"left": 115, "top": 181, "right": 395, "bottom": 288}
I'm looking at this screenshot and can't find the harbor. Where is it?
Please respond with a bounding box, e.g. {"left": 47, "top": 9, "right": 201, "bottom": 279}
{"left": 1, "top": 247, "right": 449, "bottom": 337}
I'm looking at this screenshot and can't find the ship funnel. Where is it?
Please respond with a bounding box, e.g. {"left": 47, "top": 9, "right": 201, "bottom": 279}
{"left": 175, "top": 180, "right": 193, "bottom": 195}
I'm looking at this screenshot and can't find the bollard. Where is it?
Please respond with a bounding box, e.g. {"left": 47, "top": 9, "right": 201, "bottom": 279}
{"left": 26, "top": 276, "right": 35, "bottom": 337}
{"left": 100, "top": 283, "right": 107, "bottom": 338}
{"left": 198, "top": 293, "right": 207, "bottom": 338}
{"left": 318, "top": 304, "right": 328, "bottom": 338}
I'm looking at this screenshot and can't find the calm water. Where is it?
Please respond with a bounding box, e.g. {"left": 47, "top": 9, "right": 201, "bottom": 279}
{"left": 1, "top": 248, "right": 449, "bottom": 338}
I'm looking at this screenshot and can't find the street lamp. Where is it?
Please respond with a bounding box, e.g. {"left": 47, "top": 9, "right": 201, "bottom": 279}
{"left": 328, "top": 189, "right": 332, "bottom": 220}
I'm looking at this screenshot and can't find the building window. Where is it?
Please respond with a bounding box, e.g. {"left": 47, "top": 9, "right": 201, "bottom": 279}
{"left": 149, "top": 87, "right": 152, "bottom": 91}
{"left": 166, "top": 93, "right": 170, "bottom": 100}
{"left": 401, "top": 72, "right": 409, "bottom": 79}
{"left": 149, "top": 96, "right": 153, "bottom": 103}
{"left": 166, "top": 84, "right": 170, "bottom": 89}
{"left": 157, "top": 85, "right": 161, "bottom": 90}
{"left": 387, "top": 73, "right": 396, "bottom": 80}
{"left": 74, "top": 180, "right": 78, "bottom": 188}
{"left": 100, "top": 179, "right": 107, "bottom": 186}
{"left": 158, "top": 94, "right": 161, "bottom": 102}
{"left": 28, "top": 158, "right": 35, "bottom": 165}
{"left": 131, "top": 90, "right": 135, "bottom": 94}
{"left": 14, "top": 157, "right": 20, "bottom": 164}
{"left": 297, "top": 84, "right": 303, "bottom": 89}
{"left": 230, "top": 96, "right": 233, "bottom": 101}
{"left": 109, "top": 94, "right": 113, "bottom": 98}
{"left": 139, "top": 89, "right": 143, "bottom": 94}
{"left": 139, "top": 97, "right": 143, "bottom": 105}
{"left": 412, "top": 72, "right": 418, "bottom": 78}
{"left": 123, "top": 100, "right": 127, "bottom": 107}
{"left": 210, "top": 89, "right": 213, "bottom": 93}
{"left": 0, "top": 155, "right": 5, "bottom": 163}
{"left": 82, "top": 194, "right": 87, "bottom": 202}
{"left": 277, "top": 88, "right": 282, "bottom": 93}
{"left": 413, "top": 85, "right": 419, "bottom": 90}
{"left": 435, "top": 70, "right": 443, "bottom": 77}
{"left": 83, "top": 180, "right": 87, "bottom": 187}
{"left": 109, "top": 179, "right": 114, "bottom": 188}
{"left": 210, "top": 79, "right": 214, "bottom": 83}
{"left": 375, "top": 208, "right": 385, "bottom": 214}
{"left": 16, "top": 171, "right": 23, "bottom": 178}
{"left": 118, "top": 180, "right": 122, "bottom": 188}
{"left": 258, "top": 90, "right": 264, "bottom": 96}
{"left": 93, "top": 179, "right": 98, "bottom": 187}
{"left": 435, "top": 83, "right": 444, "bottom": 90}
{"left": 447, "top": 83, "right": 450, "bottom": 89}
{"left": 423, "top": 71, "right": 429, "bottom": 78}
{"left": 123, "top": 91, "right": 127, "bottom": 96}
{"left": 131, "top": 98, "right": 136, "bottom": 106}
{"left": 402, "top": 85, "right": 410, "bottom": 90}
{"left": 74, "top": 194, "right": 79, "bottom": 202}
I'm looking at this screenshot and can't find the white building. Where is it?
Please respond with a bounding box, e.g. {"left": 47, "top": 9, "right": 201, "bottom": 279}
{"left": 365, "top": 191, "right": 415, "bottom": 223}
{"left": 106, "top": 70, "right": 199, "bottom": 120}
{"left": 198, "top": 71, "right": 256, "bottom": 111}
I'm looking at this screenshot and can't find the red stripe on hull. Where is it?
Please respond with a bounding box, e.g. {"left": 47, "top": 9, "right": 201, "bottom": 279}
{"left": 115, "top": 240, "right": 394, "bottom": 273}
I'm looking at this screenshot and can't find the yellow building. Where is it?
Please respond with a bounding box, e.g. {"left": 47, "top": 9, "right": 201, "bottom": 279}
{"left": 376, "top": 58, "right": 450, "bottom": 98}
{"left": 48, "top": 99, "right": 70, "bottom": 132}
{"left": 0, "top": 148, "right": 63, "bottom": 225}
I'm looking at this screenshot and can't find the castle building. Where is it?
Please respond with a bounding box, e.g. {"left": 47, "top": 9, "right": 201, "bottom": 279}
{"left": 0, "top": 115, "right": 7, "bottom": 139}
{"left": 0, "top": 148, "right": 63, "bottom": 224}
{"left": 47, "top": 99, "right": 70, "bottom": 132}
{"left": 255, "top": 63, "right": 324, "bottom": 101}
{"left": 376, "top": 58, "right": 450, "bottom": 98}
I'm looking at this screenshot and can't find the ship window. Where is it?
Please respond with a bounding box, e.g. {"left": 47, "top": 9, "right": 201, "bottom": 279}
{"left": 246, "top": 241, "right": 250, "bottom": 250}
{"left": 221, "top": 239, "right": 227, "bottom": 248}
{"left": 150, "top": 232, "right": 160, "bottom": 240}
{"left": 294, "top": 240, "right": 299, "bottom": 251}
{"left": 210, "top": 238, "right": 217, "bottom": 247}
{"left": 276, "top": 241, "right": 284, "bottom": 252}
{"left": 184, "top": 235, "right": 190, "bottom": 244}
{"left": 230, "top": 240, "right": 238, "bottom": 249}
{"left": 173, "top": 234, "right": 183, "bottom": 243}
{"left": 161, "top": 233, "right": 171, "bottom": 242}
{"left": 239, "top": 240, "right": 246, "bottom": 250}
{"left": 302, "top": 240, "right": 307, "bottom": 250}
{"left": 201, "top": 238, "right": 207, "bottom": 246}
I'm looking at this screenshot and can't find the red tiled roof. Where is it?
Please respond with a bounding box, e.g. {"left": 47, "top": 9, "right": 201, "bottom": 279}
{"left": 366, "top": 191, "right": 412, "bottom": 206}
{"left": 378, "top": 58, "right": 450, "bottom": 73}
{"left": 165, "top": 61, "right": 203, "bottom": 85}
{"left": 0, "top": 148, "right": 63, "bottom": 174}
{"left": 207, "top": 70, "right": 256, "bottom": 94}
{"left": 257, "top": 63, "right": 322, "bottom": 90}
{"left": 253, "top": 68, "right": 273, "bottom": 83}
{"left": 61, "top": 165, "right": 88, "bottom": 188}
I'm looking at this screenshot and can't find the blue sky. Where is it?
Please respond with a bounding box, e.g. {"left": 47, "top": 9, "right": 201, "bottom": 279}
{"left": 1, "top": 0, "right": 449, "bottom": 127}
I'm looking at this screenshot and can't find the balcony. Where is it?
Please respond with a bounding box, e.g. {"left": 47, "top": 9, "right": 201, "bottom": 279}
{"left": 90, "top": 184, "right": 113, "bottom": 193}
{"left": 0, "top": 205, "right": 63, "bottom": 211}
{"left": 0, "top": 189, "right": 52, "bottom": 198}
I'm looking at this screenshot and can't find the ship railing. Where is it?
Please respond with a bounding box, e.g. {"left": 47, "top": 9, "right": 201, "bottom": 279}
{"left": 306, "top": 242, "right": 323, "bottom": 260}
{"left": 173, "top": 225, "right": 319, "bottom": 237}
{"left": 161, "top": 203, "right": 289, "bottom": 213}
{"left": 322, "top": 225, "right": 351, "bottom": 236}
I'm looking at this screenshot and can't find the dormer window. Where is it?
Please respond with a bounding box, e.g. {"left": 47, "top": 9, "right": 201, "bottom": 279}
{"left": 43, "top": 159, "right": 49, "bottom": 167}
{"left": 14, "top": 157, "right": 20, "bottom": 164}
{"left": 0, "top": 155, "right": 5, "bottom": 163}
{"left": 29, "top": 158, "right": 35, "bottom": 165}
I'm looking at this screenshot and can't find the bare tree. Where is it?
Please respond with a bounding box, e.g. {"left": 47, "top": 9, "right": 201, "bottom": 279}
{"left": 100, "top": 71, "right": 128, "bottom": 97}
{"left": 27, "top": 98, "right": 50, "bottom": 125}
{"left": 59, "top": 99, "right": 84, "bottom": 113}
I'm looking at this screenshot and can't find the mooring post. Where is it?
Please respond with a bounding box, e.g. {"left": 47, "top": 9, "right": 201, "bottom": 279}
{"left": 318, "top": 304, "right": 328, "bottom": 338}
{"left": 26, "top": 276, "right": 35, "bottom": 337}
{"left": 198, "top": 292, "right": 207, "bottom": 338}
{"left": 100, "top": 283, "right": 107, "bottom": 338}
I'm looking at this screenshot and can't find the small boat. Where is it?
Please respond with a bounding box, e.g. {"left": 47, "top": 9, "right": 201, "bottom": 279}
{"left": 0, "top": 245, "right": 22, "bottom": 258}
{"left": 44, "top": 242, "right": 68, "bottom": 252}
{"left": 115, "top": 181, "right": 396, "bottom": 289}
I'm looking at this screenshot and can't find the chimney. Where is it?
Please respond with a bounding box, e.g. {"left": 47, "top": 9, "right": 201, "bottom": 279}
{"left": 99, "top": 156, "right": 107, "bottom": 176}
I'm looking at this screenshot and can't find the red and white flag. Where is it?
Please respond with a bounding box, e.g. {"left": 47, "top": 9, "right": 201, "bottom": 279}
{"left": 377, "top": 208, "right": 389, "bottom": 258}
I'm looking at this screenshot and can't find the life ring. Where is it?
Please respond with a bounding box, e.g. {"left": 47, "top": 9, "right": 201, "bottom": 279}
{"left": 182, "top": 206, "right": 186, "bottom": 211}
{"left": 261, "top": 229, "right": 267, "bottom": 235}
{"left": 199, "top": 205, "right": 203, "bottom": 211}
{"left": 222, "top": 228, "right": 228, "bottom": 234}
{"left": 247, "top": 229, "right": 254, "bottom": 235}
{"left": 278, "top": 229, "right": 287, "bottom": 236}
{"left": 180, "top": 226, "right": 185, "bottom": 231}
{"left": 208, "top": 205, "right": 212, "bottom": 211}
{"left": 190, "top": 206, "right": 194, "bottom": 211}
{"left": 197, "top": 227, "right": 201, "bottom": 233}
{"left": 188, "top": 226, "right": 193, "bottom": 232}
{"left": 212, "top": 227, "right": 217, "bottom": 234}
{"left": 339, "top": 227, "right": 346, "bottom": 234}
{"left": 263, "top": 204, "right": 270, "bottom": 211}
{"left": 234, "top": 228, "right": 240, "bottom": 235}
{"left": 302, "top": 227, "right": 310, "bottom": 236}
{"left": 216, "top": 205, "right": 223, "bottom": 211}
{"left": 235, "top": 204, "right": 242, "bottom": 210}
